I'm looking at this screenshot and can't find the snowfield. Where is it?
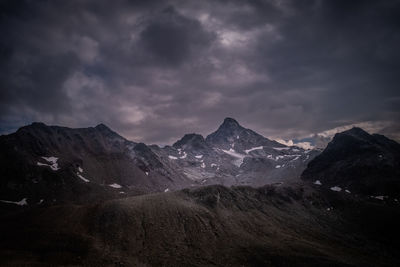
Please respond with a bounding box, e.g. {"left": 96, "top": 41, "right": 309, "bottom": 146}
{"left": 330, "top": 186, "right": 342, "bottom": 192}
{"left": 244, "top": 146, "right": 263, "bottom": 154}
{"left": 37, "top": 156, "right": 59, "bottom": 171}
{"left": 221, "top": 149, "right": 246, "bottom": 167}
{"left": 77, "top": 173, "right": 89, "bottom": 182}
{"left": 314, "top": 180, "right": 322, "bottom": 185}
{"left": 0, "top": 198, "right": 28, "bottom": 206}
{"left": 108, "top": 183, "right": 122, "bottom": 189}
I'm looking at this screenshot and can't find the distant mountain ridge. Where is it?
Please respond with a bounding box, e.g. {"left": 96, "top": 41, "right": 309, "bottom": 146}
{"left": 3, "top": 118, "right": 399, "bottom": 207}
{"left": 1, "top": 121, "right": 400, "bottom": 267}
{"left": 0, "top": 121, "right": 191, "bottom": 205}
{"left": 0, "top": 118, "right": 318, "bottom": 205}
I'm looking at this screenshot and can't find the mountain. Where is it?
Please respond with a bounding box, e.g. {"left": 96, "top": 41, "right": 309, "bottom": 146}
{"left": 0, "top": 122, "right": 191, "bottom": 205}
{"left": 1, "top": 121, "right": 400, "bottom": 266}
{"left": 302, "top": 127, "right": 400, "bottom": 197}
{"left": 0, "top": 118, "right": 320, "bottom": 206}
{"left": 206, "top": 117, "right": 283, "bottom": 150}
{"left": 151, "top": 117, "right": 319, "bottom": 187}
{"left": 1, "top": 184, "right": 400, "bottom": 266}
{"left": 173, "top": 133, "right": 210, "bottom": 151}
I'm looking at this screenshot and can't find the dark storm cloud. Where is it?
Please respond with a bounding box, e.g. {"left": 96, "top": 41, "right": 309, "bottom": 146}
{"left": 0, "top": 0, "right": 399, "bottom": 143}
{"left": 140, "top": 6, "right": 215, "bottom": 66}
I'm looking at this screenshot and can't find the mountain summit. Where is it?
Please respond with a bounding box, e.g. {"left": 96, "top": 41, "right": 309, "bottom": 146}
{"left": 302, "top": 127, "right": 400, "bottom": 196}
{"left": 219, "top": 117, "right": 241, "bottom": 130}
{"left": 206, "top": 117, "right": 283, "bottom": 150}
{"left": 173, "top": 133, "right": 209, "bottom": 151}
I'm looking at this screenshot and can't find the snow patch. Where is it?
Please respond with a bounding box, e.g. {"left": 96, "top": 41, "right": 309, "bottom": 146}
{"left": 37, "top": 156, "right": 59, "bottom": 171}
{"left": 164, "top": 188, "right": 170, "bottom": 192}
{"left": 77, "top": 173, "right": 89, "bottom": 182}
{"left": 168, "top": 155, "right": 178, "bottom": 160}
{"left": 108, "top": 183, "right": 122, "bottom": 189}
{"left": 314, "top": 180, "right": 322, "bottom": 185}
{"left": 195, "top": 155, "right": 203, "bottom": 159}
{"left": 275, "top": 165, "right": 281, "bottom": 169}
{"left": 180, "top": 152, "right": 187, "bottom": 159}
{"left": 221, "top": 149, "right": 246, "bottom": 167}
{"left": 273, "top": 147, "right": 290, "bottom": 151}
{"left": 145, "top": 172, "right": 149, "bottom": 176}
{"left": 345, "top": 189, "right": 351, "bottom": 194}
{"left": 78, "top": 167, "right": 83, "bottom": 173}
{"left": 372, "top": 196, "right": 386, "bottom": 200}
{"left": 244, "top": 146, "right": 263, "bottom": 154}
{"left": 291, "top": 156, "right": 300, "bottom": 161}
{"left": 330, "top": 186, "right": 342, "bottom": 192}
{"left": 0, "top": 198, "right": 27, "bottom": 206}
{"left": 201, "top": 162, "right": 206, "bottom": 168}
{"left": 211, "top": 163, "right": 218, "bottom": 167}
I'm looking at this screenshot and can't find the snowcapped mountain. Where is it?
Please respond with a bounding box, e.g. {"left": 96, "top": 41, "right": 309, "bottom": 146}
{"left": 152, "top": 117, "right": 319, "bottom": 187}
{"left": 0, "top": 122, "right": 191, "bottom": 205}
{"left": 0, "top": 118, "right": 319, "bottom": 205}
{"left": 1, "top": 120, "right": 400, "bottom": 267}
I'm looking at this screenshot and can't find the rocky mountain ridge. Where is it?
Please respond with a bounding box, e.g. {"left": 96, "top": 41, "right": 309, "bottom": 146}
{"left": 302, "top": 127, "right": 400, "bottom": 198}
{"left": 0, "top": 118, "right": 317, "bottom": 205}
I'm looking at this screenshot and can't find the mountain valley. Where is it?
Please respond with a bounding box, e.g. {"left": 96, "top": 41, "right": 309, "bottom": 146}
{"left": 0, "top": 118, "right": 399, "bottom": 266}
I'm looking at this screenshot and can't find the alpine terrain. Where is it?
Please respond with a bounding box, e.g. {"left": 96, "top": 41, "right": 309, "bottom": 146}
{"left": 0, "top": 118, "right": 399, "bottom": 266}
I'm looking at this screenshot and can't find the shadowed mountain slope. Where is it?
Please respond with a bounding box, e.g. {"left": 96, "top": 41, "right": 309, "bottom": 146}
{"left": 1, "top": 184, "right": 399, "bottom": 266}
{"left": 0, "top": 122, "right": 191, "bottom": 204}
{"left": 302, "top": 127, "right": 400, "bottom": 197}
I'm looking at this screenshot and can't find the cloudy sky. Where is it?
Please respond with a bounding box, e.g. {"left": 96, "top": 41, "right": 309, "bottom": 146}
{"left": 1, "top": 0, "right": 399, "bottom": 144}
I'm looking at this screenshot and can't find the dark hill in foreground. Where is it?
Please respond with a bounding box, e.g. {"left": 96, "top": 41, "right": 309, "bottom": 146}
{"left": 1, "top": 184, "right": 399, "bottom": 266}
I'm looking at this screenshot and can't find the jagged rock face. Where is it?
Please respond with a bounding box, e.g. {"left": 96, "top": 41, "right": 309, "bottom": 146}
{"left": 173, "top": 133, "right": 210, "bottom": 151}
{"left": 0, "top": 123, "right": 191, "bottom": 204}
{"left": 205, "top": 117, "right": 283, "bottom": 152}
{"left": 302, "top": 127, "right": 400, "bottom": 197}
{"left": 0, "top": 118, "right": 319, "bottom": 205}
{"left": 153, "top": 118, "right": 319, "bottom": 187}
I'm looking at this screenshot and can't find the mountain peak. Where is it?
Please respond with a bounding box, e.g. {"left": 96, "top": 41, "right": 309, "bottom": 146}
{"left": 94, "top": 123, "right": 125, "bottom": 140}
{"left": 221, "top": 117, "right": 240, "bottom": 128}
{"left": 16, "top": 122, "right": 49, "bottom": 134}
{"left": 30, "top": 122, "right": 47, "bottom": 127}
{"left": 173, "top": 133, "right": 207, "bottom": 150}
{"left": 337, "top": 127, "right": 372, "bottom": 141}
{"left": 95, "top": 123, "right": 111, "bottom": 131}
{"left": 342, "top": 127, "right": 369, "bottom": 136}
{"left": 205, "top": 118, "right": 244, "bottom": 144}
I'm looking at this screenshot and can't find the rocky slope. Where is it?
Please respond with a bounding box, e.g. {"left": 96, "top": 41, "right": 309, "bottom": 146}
{"left": 1, "top": 184, "right": 400, "bottom": 266}
{"left": 302, "top": 127, "right": 400, "bottom": 198}
{"left": 1, "top": 122, "right": 400, "bottom": 266}
{"left": 152, "top": 117, "right": 319, "bottom": 187}
{"left": 0, "top": 122, "right": 191, "bottom": 205}
{"left": 0, "top": 118, "right": 318, "bottom": 205}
